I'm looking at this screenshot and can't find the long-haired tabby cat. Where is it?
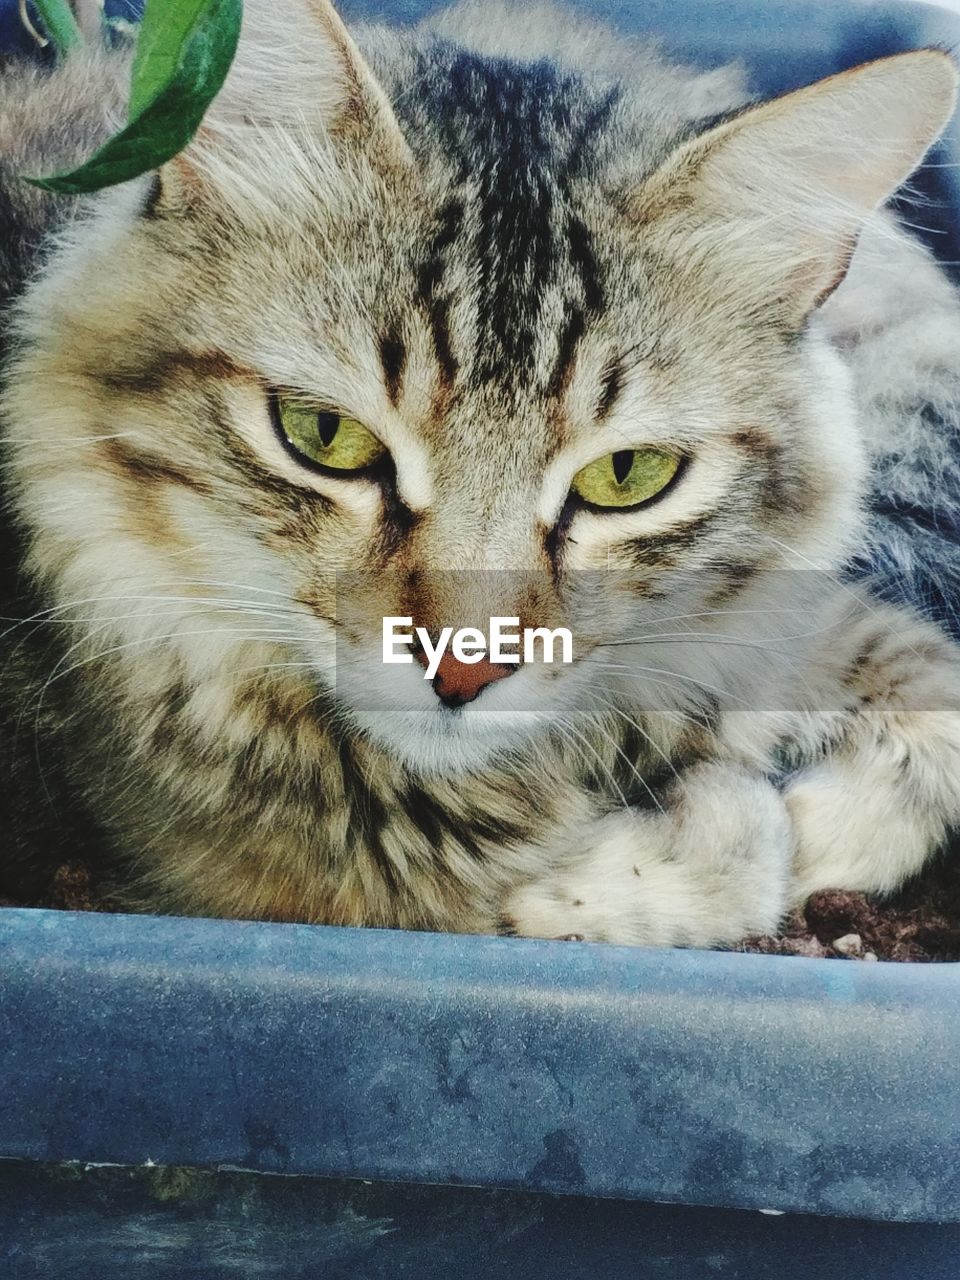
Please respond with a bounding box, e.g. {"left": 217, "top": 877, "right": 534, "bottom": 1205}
{"left": 0, "top": 0, "right": 959, "bottom": 945}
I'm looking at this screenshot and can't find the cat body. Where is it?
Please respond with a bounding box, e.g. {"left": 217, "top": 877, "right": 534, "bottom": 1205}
{"left": 1, "top": 0, "right": 959, "bottom": 945}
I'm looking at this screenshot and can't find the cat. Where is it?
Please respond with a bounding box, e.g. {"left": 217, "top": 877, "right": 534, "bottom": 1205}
{"left": 0, "top": 0, "right": 959, "bottom": 947}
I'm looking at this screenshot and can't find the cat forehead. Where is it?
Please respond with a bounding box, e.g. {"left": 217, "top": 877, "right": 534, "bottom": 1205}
{"left": 377, "top": 50, "right": 642, "bottom": 395}
{"left": 191, "top": 46, "right": 648, "bottom": 368}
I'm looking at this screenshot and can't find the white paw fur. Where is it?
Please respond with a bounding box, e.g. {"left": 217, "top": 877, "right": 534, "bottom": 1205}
{"left": 504, "top": 764, "right": 793, "bottom": 947}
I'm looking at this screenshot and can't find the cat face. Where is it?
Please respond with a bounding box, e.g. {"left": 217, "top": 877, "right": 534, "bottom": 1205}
{"left": 5, "top": 0, "right": 954, "bottom": 776}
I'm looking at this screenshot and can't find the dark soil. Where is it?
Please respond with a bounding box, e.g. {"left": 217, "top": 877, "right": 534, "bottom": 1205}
{"left": 739, "top": 855, "right": 960, "bottom": 962}
{"left": 4, "top": 855, "right": 960, "bottom": 961}
{"left": 0, "top": 859, "right": 120, "bottom": 915}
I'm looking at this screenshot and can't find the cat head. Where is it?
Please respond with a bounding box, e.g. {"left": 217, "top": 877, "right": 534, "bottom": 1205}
{"left": 5, "top": 0, "right": 956, "bottom": 775}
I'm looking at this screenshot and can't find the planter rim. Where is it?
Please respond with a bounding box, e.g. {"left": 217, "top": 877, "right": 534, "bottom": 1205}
{"left": 2, "top": 906, "right": 959, "bottom": 1223}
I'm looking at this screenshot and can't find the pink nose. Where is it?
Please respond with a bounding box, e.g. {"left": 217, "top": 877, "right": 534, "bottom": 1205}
{"left": 416, "top": 649, "right": 516, "bottom": 707}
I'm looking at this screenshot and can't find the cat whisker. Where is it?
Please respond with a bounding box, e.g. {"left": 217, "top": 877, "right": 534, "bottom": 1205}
{"left": 585, "top": 689, "right": 683, "bottom": 802}
{"left": 595, "top": 630, "right": 830, "bottom": 652}
{"left": 0, "top": 593, "right": 308, "bottom": 637}
{"left": 552, "top": 717, "right": 645, "bottom": 820}
{"left": 16, "top": 622, "right": 309, "bottom": 810}
{"left": 1, "top": 588, "right": 306, "bottom": 623}
{"left": 595, "top": 603, "right": 831, "bottom": 629}
{"left": 175, "top": 576, "right": 306, "bottom": 602}
{"left": 586, "top": 659, "right": 754, "bottom": 710}
{"left": 25, "top": 624, "right": 305, "bottom": 730}
{"left": 0, "top": 597, "right": 312, "bottom": 692}
{"left": 763, "top": 533, "right": 936, "bottom": 660}
{"left": 3, "top": 431, "right": 143, "bottom": 445}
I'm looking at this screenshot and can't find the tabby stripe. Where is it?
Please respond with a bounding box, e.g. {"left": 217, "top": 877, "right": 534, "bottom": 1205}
{"left": 339, "top": 737, "right": 404, "bottom": 895}
{"left": 596, "top": 355, "right": 625, "bottom": 420}
{"left": 416, "top": 198, "right": 465, "bottom": 389}
{"left": 625, "top": 509, "right": 723, "bottom": 561}
{"left": 566, "top": 214, "right": 604, "bottom": 315}
{"left": 427, "top": 295, "right": 459, "bottom": 388}
{"left": 548, "top": 306, "right": 587, "bottom": 399}
{"left": 101, "top": 440, "right": 209, "bottom": 495}
{"left": 101, "top": 349, "right": 251, "bottom": 395}
{"left": 547, "top": 217, "right": 605, "bottom": 397}
{"left": 379, "top": 326, "right": 407, "bottom": 406}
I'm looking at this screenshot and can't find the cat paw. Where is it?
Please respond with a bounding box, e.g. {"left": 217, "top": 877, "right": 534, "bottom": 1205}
{"left": 502, "top": 764, "right": 793, "bottom": 947}
{"left": 785, "top": 763, "right": 936, "bottom": 900}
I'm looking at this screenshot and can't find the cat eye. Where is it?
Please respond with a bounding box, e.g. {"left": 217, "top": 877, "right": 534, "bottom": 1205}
{"left": 570, "top": 447, "right": 682, "bottom": 510}
{"left": 272, "top": 395, "right": 386, "bottom": 474}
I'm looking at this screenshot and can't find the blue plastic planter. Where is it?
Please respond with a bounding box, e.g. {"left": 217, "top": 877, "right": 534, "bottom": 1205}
{"left": 3, "top": 1, "right": 960, "bottom": 1275}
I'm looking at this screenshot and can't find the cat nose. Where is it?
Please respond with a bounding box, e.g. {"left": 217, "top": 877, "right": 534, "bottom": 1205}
{"left": 416, "top": 649, "right": 516, "bottom": 708}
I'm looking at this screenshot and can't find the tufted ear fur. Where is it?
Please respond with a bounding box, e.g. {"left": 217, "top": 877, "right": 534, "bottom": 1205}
{"left": 154, "top": 0, "right": 412, "bottom": 208}
{"left": 632, "top": 50, "right": 958, "bottom": 323}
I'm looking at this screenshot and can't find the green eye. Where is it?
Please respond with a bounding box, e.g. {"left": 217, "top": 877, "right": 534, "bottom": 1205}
{"left": 570, "top": 448, "right": 681, "bottom": 509}
{"left": 275, "top": 398, "right": 386, "bottom": 472}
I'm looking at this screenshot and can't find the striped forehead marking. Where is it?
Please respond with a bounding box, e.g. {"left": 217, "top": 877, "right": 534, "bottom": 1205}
{"left": 404, "top": 50, "right": 619, "bottom": 397}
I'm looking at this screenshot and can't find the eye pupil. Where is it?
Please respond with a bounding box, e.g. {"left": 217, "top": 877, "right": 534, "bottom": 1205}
{"left": 316, "top": 412, "right": 340, "bottom": 447}
{"left": 612, "top": 450, "right": 634, "bottom": 485}
{"left": 570, "top": 447, "right": 681, "bottom": 509}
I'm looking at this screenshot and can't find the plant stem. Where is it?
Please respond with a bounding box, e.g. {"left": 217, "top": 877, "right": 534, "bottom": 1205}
{"left": 30, "top": 0, "right": 85, "bottom": 54}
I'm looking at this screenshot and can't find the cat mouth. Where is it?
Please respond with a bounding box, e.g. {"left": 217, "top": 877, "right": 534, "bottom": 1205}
{"left": 342, "top": 681, "right": 551, "bottom": 776}
{"left": 368, "top": 716, "right": 533, "bottom": 777}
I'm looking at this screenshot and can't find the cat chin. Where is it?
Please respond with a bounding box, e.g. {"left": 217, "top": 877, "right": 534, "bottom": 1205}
{"left": 350, "top": 706, "right": 545, "bottom": 777}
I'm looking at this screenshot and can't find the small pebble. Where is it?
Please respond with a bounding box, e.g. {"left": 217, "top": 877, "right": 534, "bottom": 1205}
{"left": 786, "top": 936, "right": 829, "bottom": 958}
{"left": 831, "top": 932, "right": 863, "bottom": 957}
{"left": 863, "top": 951, "right": 879, "bottom": 962}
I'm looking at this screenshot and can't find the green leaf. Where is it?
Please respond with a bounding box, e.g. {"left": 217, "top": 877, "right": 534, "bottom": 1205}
{"left": 30, "top": 0, "right": 84, "bottom": 55}
{"left": 129, "top": 0, "right": 209, "bottom": 120}
{"left": 26, "top": 0, "right": 242, "bottom": 196}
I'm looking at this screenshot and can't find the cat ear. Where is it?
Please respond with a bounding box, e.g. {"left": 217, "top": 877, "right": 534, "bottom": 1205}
{"left": 632, "top": 50, "right": 958, "bottom": 321}
{"left": 154, "top": 0, "right": 412, "bottom": 208}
